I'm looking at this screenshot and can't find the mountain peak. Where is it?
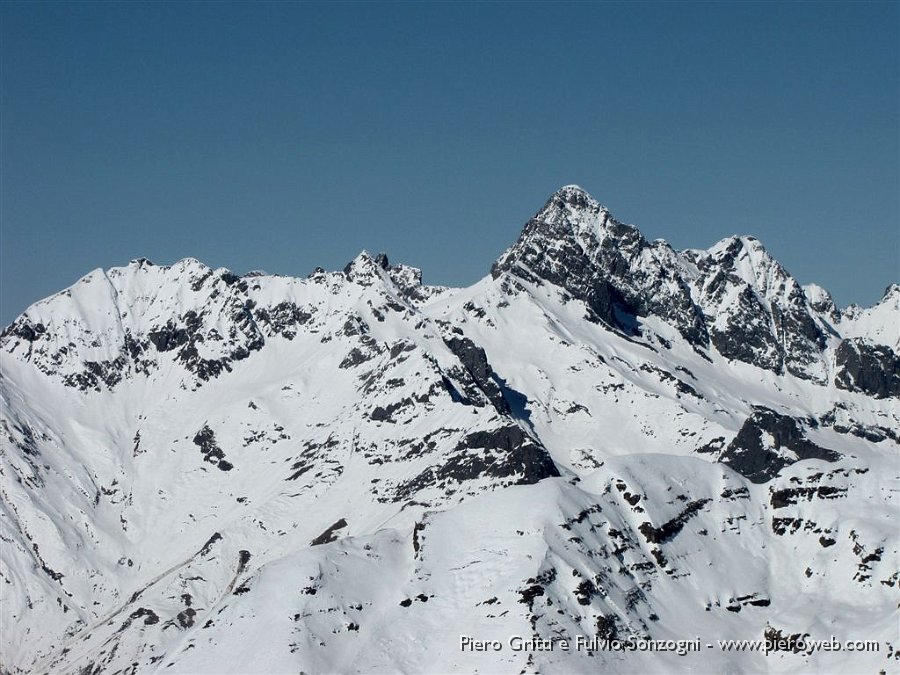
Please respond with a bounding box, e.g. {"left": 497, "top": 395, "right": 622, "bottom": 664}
{"left": 491, "top": 186, "right": 713, "bottom": 344}
{"left": 537, "top": 184, "right": 607, "bottom": 222}
{"left": 709, "top": 234, "right": 767, "bottom": 255}
{"left": 704, "top": 235, "right": 785, "bottom": 284}
{"left": 3, "top": 184, "right": 898, "bottom": 675}
{"left": 554, "top": 183, "right": 591, "bottom": 198}
{"left": 804, "top": 283, "right": 837, "bottom": 317}
{"left": 343, "top": 250, "right": 383, "bottom": 282}
{"left": 881, "top": 283, "right": 900, "bottom": 303}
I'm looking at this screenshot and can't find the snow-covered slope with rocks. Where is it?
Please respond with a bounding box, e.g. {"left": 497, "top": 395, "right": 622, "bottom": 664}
{"left": 1, "top": 186, "right": 897, "bottom": 674}
{"left": 839, "top": 284, "right": 900, "bottom": 351}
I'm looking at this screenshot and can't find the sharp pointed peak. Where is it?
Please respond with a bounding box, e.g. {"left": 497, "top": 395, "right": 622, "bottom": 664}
{"left": 342, "top": 250, "right": 395, "bottom": 283}
{"left": 708, "top": 234, "right": 773, "bottom": 260}
{"left": 343, "top": 249, "right": 376, "bottom": 273}
{"left": 881, "top": 283, "right": 900, "bottom": 301}
{"left": 555, "top": 183, "right": 590, "bottom": 196}
{"left": 344, "top": 250, "right": 391, "bottom": 268}
{"left": 522, "top": 185, "right": 611, "bottom": 237}
{"left": 542, "top": 184, "right": 606, "bottom": 214}
{"left": 804, "top": 283, "right": 838, "bottom": 315}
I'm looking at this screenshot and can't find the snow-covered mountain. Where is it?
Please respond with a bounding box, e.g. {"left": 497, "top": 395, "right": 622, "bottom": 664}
{"left": 1, "top": 185, "right": 897, "bottom": 674}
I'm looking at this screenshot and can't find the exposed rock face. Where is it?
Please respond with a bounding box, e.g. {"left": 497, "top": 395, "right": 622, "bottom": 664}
{"left": 692, "top": 236, "right": 829, "bottom": 379}
{"left": 718, "top": 407, "right": 841, "bottom": 483}
{"left": 0, "top": 185, "right": 896, "bottom": 675}
{"left": 442, "top": 335, "right": 511, "bottom": 415}
{"left": 455, "top": 425, "right": 559, "bottom": 483}
{"left": 492, "top": 186, "right": 708, "bottom": 345}
{"left": 834, "top": 338, "right": 900, "bottom": 399}
{"left": 491, "top": 187, "right": 845, "bottom": 383}
{"left": 804, "top": 283, "right": 840, "bottom": 322}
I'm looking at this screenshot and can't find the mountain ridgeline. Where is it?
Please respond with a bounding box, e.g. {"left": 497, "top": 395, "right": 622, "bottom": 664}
{"left": 1, "top": 186, "right": 897, "bottom": 674}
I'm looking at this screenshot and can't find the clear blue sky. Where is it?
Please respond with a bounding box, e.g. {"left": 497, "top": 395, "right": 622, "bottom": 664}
{"left": 2, "top": 1, "right": 897, "bottom": 326}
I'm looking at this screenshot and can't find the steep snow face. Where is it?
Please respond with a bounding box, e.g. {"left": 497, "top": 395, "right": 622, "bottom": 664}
{"left": 1, "top": 186, "right": 898, "bottom": 675}
{"left": 0, "top": 252, "right": 559, "bottom": 672}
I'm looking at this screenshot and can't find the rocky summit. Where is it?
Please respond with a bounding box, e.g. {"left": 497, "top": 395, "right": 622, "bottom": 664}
{"left": 1, "top": 186, "right": 897, "bottom": 674}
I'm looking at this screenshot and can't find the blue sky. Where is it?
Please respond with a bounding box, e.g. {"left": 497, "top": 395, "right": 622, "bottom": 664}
{"left": 1, "top": 1, "right": 897, "bottom": 325}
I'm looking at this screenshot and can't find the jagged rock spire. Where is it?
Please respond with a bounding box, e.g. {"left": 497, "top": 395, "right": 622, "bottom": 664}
{"left": 493, "top": 185, "right": 708, "bottom": 346}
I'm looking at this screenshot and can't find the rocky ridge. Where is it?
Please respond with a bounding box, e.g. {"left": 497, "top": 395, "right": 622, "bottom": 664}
{"left": 0, "top": 186, "right": 897, "bottom": 674}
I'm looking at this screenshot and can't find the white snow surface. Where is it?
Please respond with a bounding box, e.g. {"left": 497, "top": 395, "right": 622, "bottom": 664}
{"left": 840, "top": 284, "right": 900, "bottom": 351}
{"left": 1, "top": 187, "right": 898, "bottom": 674}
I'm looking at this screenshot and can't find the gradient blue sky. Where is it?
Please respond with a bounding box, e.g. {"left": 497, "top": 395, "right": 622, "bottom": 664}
{"left": 2, "top": 1, "right": 897, "bottom": 326}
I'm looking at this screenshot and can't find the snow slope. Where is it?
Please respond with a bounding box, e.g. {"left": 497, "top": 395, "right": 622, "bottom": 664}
{"left": 1, "top": 186, "right": 897, "bottom": 674}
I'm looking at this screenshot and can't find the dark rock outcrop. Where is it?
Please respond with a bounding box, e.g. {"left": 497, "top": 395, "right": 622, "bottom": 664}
{"left": 311, "top": 519, "right": 348, "bottom": 546}
{"left": 834, "top": 338, "right": 900, "bottom": 399}
{"left": 491, "top": 186, "right": 708, "bottom": 346}
{"left": 393, "top": 425, "right": 559, "bottom": 501}
{"left": 719, "top": 407, "right": 841, "bottom": 483}
{"left": 694, "top": 237, "right": 827, "bottom": 380}
{"left": 443, "top": 336, "right": 511, "bottom": 415}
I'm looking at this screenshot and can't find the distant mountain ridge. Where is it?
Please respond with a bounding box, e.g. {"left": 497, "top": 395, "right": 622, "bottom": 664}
{"left": 1, "top": 186, "right": 897, "bottom": 674}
